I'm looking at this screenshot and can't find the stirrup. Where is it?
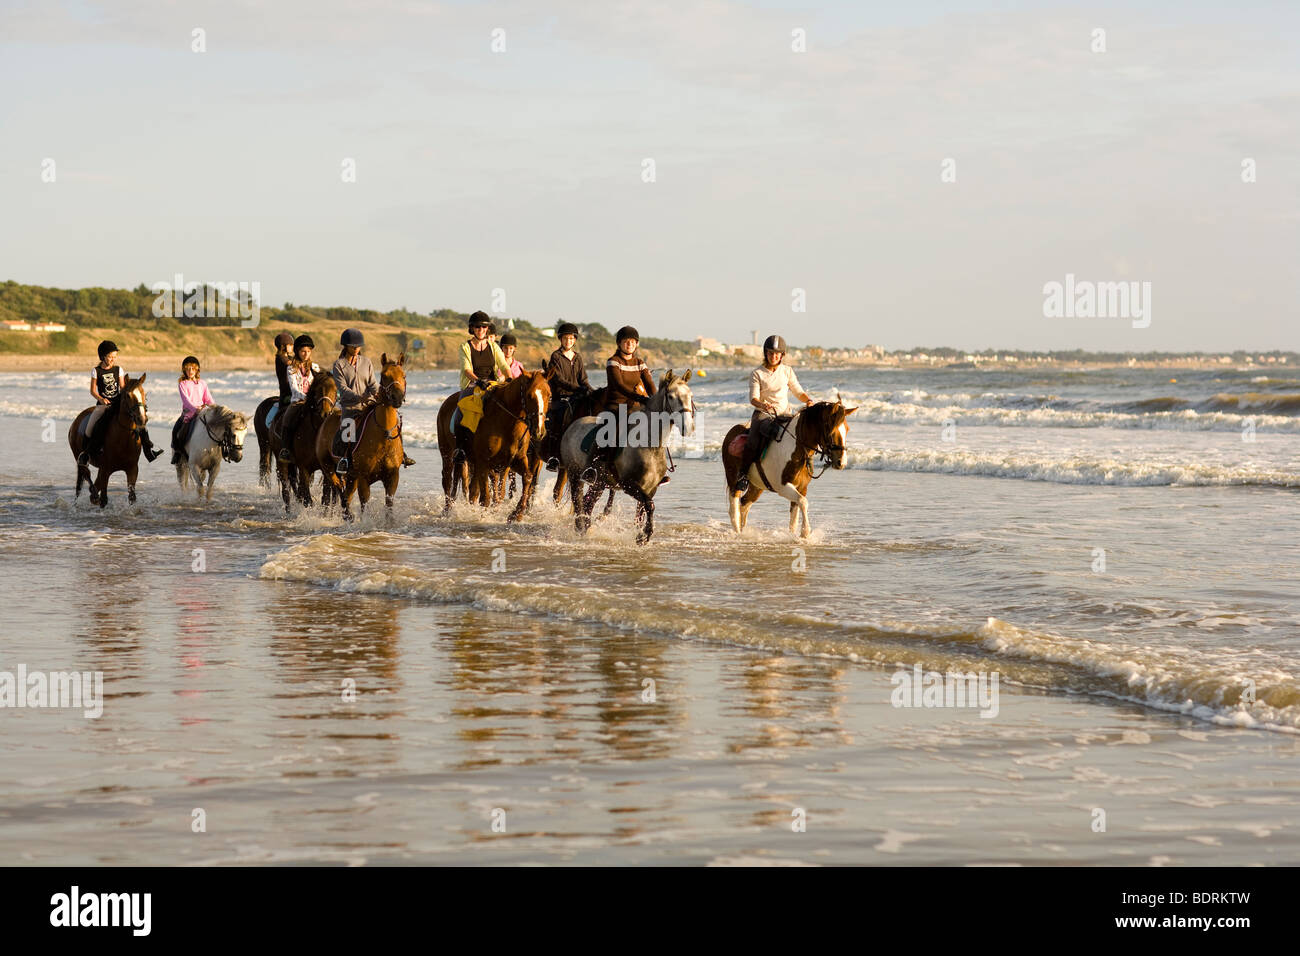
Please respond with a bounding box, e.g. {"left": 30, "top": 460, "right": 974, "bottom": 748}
{"left": 734, "top": 476, "right": 750, "bottom": 494}
{"left": 77, "top": 451, "right": 90, "bottom": 466}
{"left": 335, "top": 457, "right": 349, "bottom": 475}
{"left": 580, "top": 466, "right": 598, "bottom": 483}
{"left": 277, "top": 448, "right": 293, "bottom": 462}
{"left": 402, "top": 455, "right": 416, "bottom": 467}
{"left": 545, "top": 457, "right": 560, "bottom": 472}
{"left": 451, "top": 448, "right": 467, "bottom": 464}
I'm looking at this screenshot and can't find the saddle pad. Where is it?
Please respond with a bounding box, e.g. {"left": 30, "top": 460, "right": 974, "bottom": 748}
{"left": 80, "top": 405, "right": 108, "bottom": 437}
{"left": 726, "top": 433, "right": 748, "bottom": 458}
{"left": 457, "top": 390, "right": 485, "bottom": 433}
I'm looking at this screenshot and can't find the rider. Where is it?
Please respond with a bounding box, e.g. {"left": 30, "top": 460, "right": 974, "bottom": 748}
{"left": 276, "top": 334, "right": 320, "bottom": 463}
{"left": 591, "top": 326, "right": 667, "bottom": 483}
{"left": 269, "top": 331, "right": 294, "bottom": 430}
{"left": 734, "top": 334, "right": 813, "bottom": 494}
{"left": 79, "top": 339, "right": 162, "bottom": 465}
{"left": 172, "top": 356, "right": 215, "bottom": 465}
{"left": 452, "top": 311, "right": 512, "bottom": 464}
{"left": 499, "top": 332, "right": 525, "bottom": 379}
{"left": 543, "top": 322, "right": 591, "bottom": 470}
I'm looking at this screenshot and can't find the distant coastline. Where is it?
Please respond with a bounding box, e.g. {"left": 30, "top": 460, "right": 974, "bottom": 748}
{"left": 0, "top": 280, "right": 1293, "bottom": 373}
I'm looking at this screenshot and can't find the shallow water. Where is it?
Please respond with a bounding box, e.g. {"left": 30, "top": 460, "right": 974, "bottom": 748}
{"left": 1, "top": 363, "right": 1298, "bottom": 864}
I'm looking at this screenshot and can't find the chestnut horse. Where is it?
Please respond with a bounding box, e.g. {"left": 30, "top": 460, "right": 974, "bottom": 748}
{"left": 721, "top": 400, "right": 857, "bottom": 537}
{"left": 68, "top": 373, "right": 150, "bottom": 508}
{"left": 273, "top": 373, "right": 338, "bottom": 513}
{"left": 316, "top": 353, "right": 407, "bottom": 521}
{"left": 468, "top": 370, "right": 551, "bottom": 521}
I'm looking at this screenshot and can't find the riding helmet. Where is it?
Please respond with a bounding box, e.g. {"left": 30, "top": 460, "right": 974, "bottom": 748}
{"left": 275, "top": 331, "right": 294, "bottom": 348}
{"left": 763, "top": 334, "right": 787, "bottom": 354}
{"left": 615, "top": 325, "right": 640, "bottom": 343}
{"left": 468, "top": 311, "right": 491, "bottom": 330}
{"left": 181, "top": 355, "right": 201, "bottom": 373}
{"left": 556, "top": 322, "right": 579, "bottom": 338}
{"left": 340, "top": 328, "right": 364, "bottom": 347}
{"left": 293, "top": 334, "right": 314, "bottom": 352}
{"left": 97, "top": 340, "right": 118, "bottom": 360}
{"left": 499, "top": 332, "right": 518, "bottom": 348}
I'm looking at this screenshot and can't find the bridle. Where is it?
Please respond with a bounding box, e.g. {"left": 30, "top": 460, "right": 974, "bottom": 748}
{"left": 201, "top": 409, "right": 244, "bottom": 462}
{"left": 380, "top": 375, "right": 405, "bottom": 407}
{"left": 120, "top": 388, "right": 147, "bottom": 429}
{"left": 486, "top": 376, "right": 547, "bottom": 439}
{"left": 810, "top": 409, "right": 847, "bottom": 479}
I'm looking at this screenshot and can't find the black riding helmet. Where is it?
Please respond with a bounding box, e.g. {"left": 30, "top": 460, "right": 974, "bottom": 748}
{"left": 468, "top": 311, "right": 491, "bottom": 331}
{"left": 293, "top": 334, "right": 314, "bottom": 352}
{"left": 556, "top": 322, "right": 579, "bottom": 338}
{"left": 181, "top": 355, "right": 201, "bottom": 374}
{"left": 98, "top": 340, "right": 119, "bottom": 361}
{"left": 763, "top": 334, "right": 787, "bottom": 354}
{"left": 615, "top": 326, "right": 640, "bottom": 343}
{"left": 499, "top": 332, "right": 518, "bottom": 348}
{"left": 341, "top": 328, "right": 364, "bottom": 347}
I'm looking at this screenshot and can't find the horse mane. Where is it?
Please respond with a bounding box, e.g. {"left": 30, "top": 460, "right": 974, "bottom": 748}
{"left": 206, "top": 404, "right": 248, "bottom": 430}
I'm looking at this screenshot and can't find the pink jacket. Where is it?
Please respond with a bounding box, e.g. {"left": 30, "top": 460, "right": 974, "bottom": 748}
{"left": 179, "top": 379, "right": 214, "bottom": 421}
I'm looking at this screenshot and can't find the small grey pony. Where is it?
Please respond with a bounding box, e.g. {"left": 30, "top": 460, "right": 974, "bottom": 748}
{"left": 175, "top": 404, "right": 248, "bottom": 501}
{"left": 559, "top": 370, "right": 694, "bottom": 544}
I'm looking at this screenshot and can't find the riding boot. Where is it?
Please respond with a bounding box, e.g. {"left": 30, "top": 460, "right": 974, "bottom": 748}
{"left": 140, "top": 428, "right": 162, "bottom": 462}
{"left": 452, "top": 426, "right": 471, "bottom": 464}
{"left": 277, "top": 423, "right": 295, "bottom": 462}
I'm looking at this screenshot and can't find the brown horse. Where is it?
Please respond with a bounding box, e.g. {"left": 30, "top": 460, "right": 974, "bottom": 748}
{"left": 273, "top": 373, "right": 338, "bottom": 513}
{"left": 252, "top": 395, "right": 280, "bottom": 487}
{"left": 316, "top": 353, "right": 407, "bottom": 521}
{"left": 439, "top": 372, "right": 551, "bottom": 520}
{"left": 69, "top": 373, "right": 150, "bottom": 508}
{"left": 721, "top": 400, "right": 857, "bottom": 537}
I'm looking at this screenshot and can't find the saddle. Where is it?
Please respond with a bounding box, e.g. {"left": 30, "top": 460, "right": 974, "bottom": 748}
{"left": 331, "top": 405, "right": 375, "bottom": 459}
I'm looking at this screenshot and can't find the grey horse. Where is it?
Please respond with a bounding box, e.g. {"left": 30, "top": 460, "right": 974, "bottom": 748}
{"left": 559, "top": 369, "right": 695, "bottom": 544}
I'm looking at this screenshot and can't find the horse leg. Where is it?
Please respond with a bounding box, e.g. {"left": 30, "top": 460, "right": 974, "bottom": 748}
{"left": 738, "top": 488, "right": 760, "bottom": 531}
{"left": 357, "top": 479, "right": 372, "bottom": 517}
{"left": 780, "top": 483, "right": 809, "bottom": 538}
{"left": 639, "top": 496, "right": 656, "bottom": 545}
{"left": 206, "top": 462, "right": 219, "bottom": 502}
{"left": 553, "top": 466, "right": 567, "bottom": 506}
{"left": 572, "top": 476, "right": 592, "bottom": 534}
{"left": 94, "top": 467, "right": 109, "bottom": 508}
{"left": 341, "top": 476, "right": 358, "bottom": 522}
{"left": 602, "top": 487, "right": 615, "bottom": 517}
{"left": 383, "top": 469, "right": 399, "bottom": 513}
{"left": 126, "top": 460, "right": 138, "bottom": 505}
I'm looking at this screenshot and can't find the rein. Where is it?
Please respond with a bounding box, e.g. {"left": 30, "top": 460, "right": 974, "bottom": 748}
{"left": 200, "top": 409, "right": 242, "bottom": 461}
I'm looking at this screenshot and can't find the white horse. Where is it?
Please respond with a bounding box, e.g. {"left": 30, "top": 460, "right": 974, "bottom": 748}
{"left": 560, "top": 370, "right": 695, "bottom": 543}
{"left": 176, "top": 405, "right": 249, "bottom": 500}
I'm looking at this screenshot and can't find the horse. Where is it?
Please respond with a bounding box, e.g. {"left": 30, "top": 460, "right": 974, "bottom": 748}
{"left": 316, "top": 353, "right": 407, "bottom": 521}
{"left": 437, "top": 373, "right": 550, "bottom": 514}
{"left": 252, "top": 395, "right": 280, "bottom": 487}
{"left": 721, "top": 400, "right": 857, "bottom": 537}
{"left": 560, "top": 370, "right": 694, "bottom": 544}
{"left": 272, "top": 374, "right": 338, "bottom": 513}
{"left": 175, "top": 405, "right": 249, "bottom": 501}
{"left": 465, "top": 370, "right": 552, "bottom": 521}
{"left": 532, "top": 386, "right": 615, "bottom": 512}
{"left": 68, "top": 373, "right": 150, "bottom": 508}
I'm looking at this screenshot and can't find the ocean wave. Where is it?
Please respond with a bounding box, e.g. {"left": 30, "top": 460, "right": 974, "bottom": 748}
{"left": 258, "top": 534, "right": 1300, "bottom": 734}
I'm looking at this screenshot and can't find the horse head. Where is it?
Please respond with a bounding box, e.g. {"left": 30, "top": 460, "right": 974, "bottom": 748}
{"left": 308, "top": 369, "right": 338, "bottom": 417}
{"left": 655, "top": 369, "right": 696, "bottom": 437}
{"left": 524, "top": 369, "right": 551, "bottom": 442}
{"left": 379, "top": 352, "right": 407, "bottom": 408}
{"left": 121, "top": 373, "right": 149, "bottom": 428}
{"left": 210, "top": 406, "right": 249, "bottom": 462}
{"left": 805, "top": 400, "right": 857, "bottom": 470}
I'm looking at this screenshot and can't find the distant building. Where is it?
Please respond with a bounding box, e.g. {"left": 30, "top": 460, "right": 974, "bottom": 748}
{"left": 694, "top": 336, "right": 726, "bottom": 354}
{"left": 541, "top": 328, "right": 556, "bottom": 338}
{"left": 35, "top": 322, "right": 66, "bottom": 332}
{"left": 733, "top": 344, "right": 763, "bottom": 359}
{"left": 2, "top": 321, "right": 32, "bottom": 331}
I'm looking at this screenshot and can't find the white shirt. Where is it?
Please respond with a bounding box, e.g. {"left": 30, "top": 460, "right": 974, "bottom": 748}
{"left": 750, "top": 363, "right": 804, "bottom": 415}
{"left": 289, "top": 363, "right": 319, "bottom": 403}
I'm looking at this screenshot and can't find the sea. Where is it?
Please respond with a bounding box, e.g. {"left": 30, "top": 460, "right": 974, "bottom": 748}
{"left": 1, "top": 363, "right": 1297, "bottom": 865}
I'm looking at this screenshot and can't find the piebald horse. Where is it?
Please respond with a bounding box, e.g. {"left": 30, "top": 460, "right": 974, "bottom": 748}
{"left": 722, "top": 400, "right": 857, "bottom": 537}
{"left": 176, "top": 405, "right": 249, "bottom": 501}
{"left": 68, "top": 374, "right": 150, "bottom": 508}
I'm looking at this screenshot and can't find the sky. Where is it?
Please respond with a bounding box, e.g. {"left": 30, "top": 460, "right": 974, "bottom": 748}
{"left": 1, "top": 0, "right": 1297, "bottom": 351}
